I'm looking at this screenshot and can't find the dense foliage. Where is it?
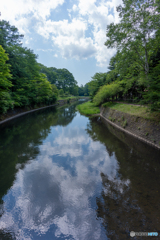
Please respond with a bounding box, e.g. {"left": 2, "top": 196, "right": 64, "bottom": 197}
{"left": 0, "top": 20, "right": 58, "bottom": 113}
{"left": 0, "top": 45, "right": 13, "bottom": 113}
{"left": 87, "top": 0, "right": 160, "bottom": 110}
{"left": 78, "top": 84, "right": 89, "bottom": 96}
{"left": 0, "top": 20, "right": 83, "bottom": 114}
{"left": 39, "top": 63, "right": 79, "bottom": 96}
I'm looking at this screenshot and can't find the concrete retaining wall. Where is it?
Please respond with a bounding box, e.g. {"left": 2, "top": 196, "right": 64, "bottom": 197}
{"left": 100, "top": 106, "right": 160, "bottom": 150}
{"left": 0, "top": 98, "right": 79, "bottom": 125}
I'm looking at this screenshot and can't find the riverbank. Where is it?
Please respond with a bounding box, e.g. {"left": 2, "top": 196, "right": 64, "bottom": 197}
{"left": 76, "top": 101, "right": 100, "bottom": 115}
{"left": 0, "top": 97, "right": 84, "bottom": 125}
{"left": 77, "top": 101, "right": 160, "bottom": 149}
{"left": 102, "top": 102, "right": 160, "bottom": 122}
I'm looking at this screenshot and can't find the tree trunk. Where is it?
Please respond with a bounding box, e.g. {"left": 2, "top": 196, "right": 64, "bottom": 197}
{"left": 143, "top": 37, "right": 149, "bottom": 77}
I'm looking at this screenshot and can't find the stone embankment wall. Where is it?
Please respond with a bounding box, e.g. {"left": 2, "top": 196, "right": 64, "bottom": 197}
{"left": 0, "top": 98, "right": 78, "bottom": 125}
{"left": 100, "top": 106, "right": 160, "bottom": 150}
{"left": 58, "top": 99, "right": 68, "bottom": 105}
{"left": 57, "top": 98, "right": 80, "bottom": 105}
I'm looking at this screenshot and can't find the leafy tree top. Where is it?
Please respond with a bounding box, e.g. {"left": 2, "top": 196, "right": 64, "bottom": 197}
{"left": 105, "top": 0, "right": 160, "bottom": 75}
{"left": 0, "top": 45, "right": 12, "bottom": 91}
{"left": 0, "top": 20, "right": 24, "bottom": 48}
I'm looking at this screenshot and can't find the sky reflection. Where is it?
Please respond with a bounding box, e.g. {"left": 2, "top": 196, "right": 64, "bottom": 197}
{"left": 0, "top": 111, "right": 119, "bottom": 240}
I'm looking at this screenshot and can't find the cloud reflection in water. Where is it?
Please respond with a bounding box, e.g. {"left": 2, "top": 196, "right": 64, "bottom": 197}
{"left": 0, "top": 114, "right": 119, "bottom": 240}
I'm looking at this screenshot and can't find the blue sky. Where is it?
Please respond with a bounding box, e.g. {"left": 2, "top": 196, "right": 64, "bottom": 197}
{"left": 0, "top": 0, "right": 121, "bottom": 86}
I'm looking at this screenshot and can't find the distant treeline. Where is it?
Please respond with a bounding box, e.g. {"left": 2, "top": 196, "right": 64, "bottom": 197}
{"left": 39, "top": 63, "right": 89, "bottom": 97}
{"left": 87, "top": 0, "right": 160, "bottom": 111}
{"left": 0, "top": 20, "right": 89, "bottom": 114}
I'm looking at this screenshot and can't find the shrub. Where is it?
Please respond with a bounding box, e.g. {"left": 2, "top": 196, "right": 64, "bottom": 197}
{"left": 59, "top": 89, "right": 64, "bottom": 96}
{"left": 93, "top": 82, "right": 122, "bottom": 106}
{"left": 0, "top": 45, "right": 13, "bottom": 114}
{"left": 102, "top": 102, "right": 115, "bottom": 108}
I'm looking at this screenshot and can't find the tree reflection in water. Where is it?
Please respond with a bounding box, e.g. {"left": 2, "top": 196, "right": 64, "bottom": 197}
{"left": 86, "top": 117, "right": 160, "bottom": 240}
{"left": 0, "top": 105, "right": 160, "bottom": 240}
{"left": 0, "top": 103, "right": 77, "bottom": 202}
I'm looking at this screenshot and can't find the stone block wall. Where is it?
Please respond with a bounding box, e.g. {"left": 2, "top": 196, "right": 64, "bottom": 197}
{"left": 57, "top": 99, "right": 68, "bottom": 105}
{"left": 100, "top": 107, "right": 160, "bottom": 149}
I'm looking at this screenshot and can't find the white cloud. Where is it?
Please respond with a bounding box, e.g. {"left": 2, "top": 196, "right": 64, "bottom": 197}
{"left": 36, "top": 18, "right": 96, "bottom": 59}
{"left": 0, "top": 109, "right": 129, "bottom": 239}
{"left": 37, "top": 48, "right": 54, "bottom": 52}
{"left": 0, "top": 0, "right": 65, "bottom": 33}
{"left": 75, "top": 0, "right": 121, "bottom": 66}
{"left": 35, "top": 0, "right": 121, "bottom": 66}
{"left": 41, "top": 127, "right": 90, "bottom": 157}
{"left": 53, "top": 36, "right": 96, "bottom": 59}
{"left": 37, "top": 18, "right": 87, "bottom": 40}
{"left": 0, "top": 0, "right": 122, "bottom": 67}
{"left": 72, "top": 4, "right": 78, "bottom": 12}
{"left": 0, "top": 125, "right": 120, "bottom": 239}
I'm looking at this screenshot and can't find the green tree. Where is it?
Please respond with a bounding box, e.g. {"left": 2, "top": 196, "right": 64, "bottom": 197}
{"left": 0, "top": 20, "right": 23, "bottom": 49}
{"left": 51, "top": 84, "right": 58, "bottom": 98}
{"left": 142, "top": 61, "right": 160, "bottom": 111}
{"left": 59, "top": 89, "right": 64, "bottom": 96}
{"left": 88, "top": 72, "right": 108, "bottom": 99}
{"left": 39, "top": 63, "right": 57, "bottom": 84}
{"left": 107, "top": 51, "right": 144, "bottom": 100}
{"left": 40, "top": 65, "right": 78, "bottom": 94}
{"left": 105, "top": 0, "right": 160, "bottom": 77}
{"left": 78, "top": 84, "right": 84, "bottom": 96}
{"left": 7, "top": 45, "right": 40, "bottom": 91}
{"left": 0, "top": 19, "right": 79, "bottom": 113}
{"left": 0, "top": 45, "right": 13, "bottom": 113}
{"left": 36, "top": 73, "right": 54, "bottom": 104}
{"left": 71, "top": 86, "right": 79, "bottom": 96}
{"left": 84, "top": 84, "right": 89, "bottom": 96}
{"left": 54, "top": 68, "right": 77, "bottom": 93}
{"left": 93, "top": 82, "right": 122, "bottom": 106}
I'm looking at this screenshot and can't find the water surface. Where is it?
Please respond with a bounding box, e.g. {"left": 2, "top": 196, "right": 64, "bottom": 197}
{"left": 0, "top": 102, "right": 160, "bottom": 240}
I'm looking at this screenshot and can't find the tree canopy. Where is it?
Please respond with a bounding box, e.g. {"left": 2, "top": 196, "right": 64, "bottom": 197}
{"left": 105, "top": 0, "right": 160, "bottom": 77}
{"left": 0, "top": 45, "right": 13, "bottom": 113}
{"left": 85, "top": 0, "right": 160, "bottom": 110}
{"left": 0, "top": 20, "right": 83, "bottom": 115}
{"left": 0, "top": 20, "right": 80, "bottom": 114}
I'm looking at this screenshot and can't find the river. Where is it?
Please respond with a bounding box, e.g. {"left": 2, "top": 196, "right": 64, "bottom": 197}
{"left": 0, "top": 101, "right": 160, "bottom": 240}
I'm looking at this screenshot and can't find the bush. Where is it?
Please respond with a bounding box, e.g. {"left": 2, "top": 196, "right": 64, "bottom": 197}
{"left": 59, "top": 89, "right": 64, "bottom": 96}
{"left": 0, "top": 45, "right": 13, "bottom": 113}
{"left": 102, "top": 102, "right": 116, "bottom": 108}
{"left": 93, "top": 82, "right": 122, "bottom": 106}
{"left": 142, "top": 62, "right": 160, "bottom": 111}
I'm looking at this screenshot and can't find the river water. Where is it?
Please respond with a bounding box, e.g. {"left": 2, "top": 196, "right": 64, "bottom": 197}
{"left": 0, "top": 102, "right": 160, "bottom": 240}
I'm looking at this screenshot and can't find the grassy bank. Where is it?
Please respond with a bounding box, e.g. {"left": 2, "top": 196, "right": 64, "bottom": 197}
{"left": 58, "top": 96, "right": 78, "bottom": 100}
{"left": 77, "top": 101, "right": 100, "bottom": 115}
{"left": 102, "top": 102, "right": 160, "bottom": 122}
{"left": 58, "top": 96, "right": 90, "bottom": 100}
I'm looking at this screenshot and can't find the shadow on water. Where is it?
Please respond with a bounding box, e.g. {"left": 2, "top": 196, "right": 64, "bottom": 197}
{"left": 0, "top": 100, "right": 107, "bottom": 240}
{"left": 86, "top": 116, "right": 160, "bottom": 240}
{"left": 0, "top": 103, "right": 78, "bottom": 202}
{"left": 0, "top": 102, "right": 160, "bottom": 240}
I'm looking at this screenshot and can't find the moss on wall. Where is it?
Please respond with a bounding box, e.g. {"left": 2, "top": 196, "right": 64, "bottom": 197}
{"left": 100, "top": 107, "right": 160, "bottom": 149}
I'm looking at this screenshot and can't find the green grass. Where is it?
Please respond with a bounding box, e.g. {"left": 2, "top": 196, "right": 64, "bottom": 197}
{"left": 102, "top": 102, "right": 117, "bottom": 108}
{"left": 58, "top": 96, "right": 90, "bottom": 100}
{"left": 58, "top": 96, "right": 78, "bottom": 100}
{"left": 77, "top": 101, "right": 100, "bottom": 115}
{"left": 103, "top": 102, "right": 160, "bottom": 122}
